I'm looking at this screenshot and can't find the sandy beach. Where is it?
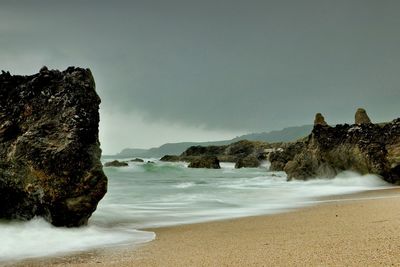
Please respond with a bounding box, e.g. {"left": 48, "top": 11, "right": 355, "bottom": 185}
{"left": 10, "top": 188, "right": 400, "bottom": 267}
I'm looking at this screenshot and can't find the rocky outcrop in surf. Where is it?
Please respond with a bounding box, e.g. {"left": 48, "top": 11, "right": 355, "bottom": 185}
{"left": 130, "top": 158, "right": 144, "bottom": 162}
{"left": 235, "top": 155, "right": 260, "bottom": 168}
{"left": 104, "top": 160, "right": 128, "bottom": 167}
{"left": 269, "top": 110, "right": 400, "bottom": 184}
{"left": 188, "top": 156, "right": 221, "bottom": 169}
{"left": 160, "top": 155, "right": 181, "bottom": 162}
{"left": 163, "top": 140, "right": 271, "bottom": 168}
{"left": 0, "top": 67, "right": 107, "bottom": 227}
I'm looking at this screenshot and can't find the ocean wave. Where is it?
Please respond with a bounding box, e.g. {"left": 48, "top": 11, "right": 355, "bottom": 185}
{"left": 0, "top": 218, "right": 154, "bottom": 262}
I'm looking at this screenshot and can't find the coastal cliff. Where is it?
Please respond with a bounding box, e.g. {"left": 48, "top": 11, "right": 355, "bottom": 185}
{"left": 269, "top": 110, "right": 400, "bottom": 184}
{"left": 0, "top": 67, "right": 107, "bottom": 227}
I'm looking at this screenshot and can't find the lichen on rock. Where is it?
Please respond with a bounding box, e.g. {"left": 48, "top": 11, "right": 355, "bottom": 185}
{"left": 0, "top": 67, "right": 107, "bottom": 227}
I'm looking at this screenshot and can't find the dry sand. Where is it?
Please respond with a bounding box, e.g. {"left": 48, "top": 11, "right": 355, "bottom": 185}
{"left": 9, "top": 188, "right": 400, "bottom": 267}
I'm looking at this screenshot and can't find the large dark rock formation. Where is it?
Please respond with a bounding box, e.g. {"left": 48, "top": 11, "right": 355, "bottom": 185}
{"left": 0, "top": 67, "right": 107, "bottom": 227}
{"left": 188, "top": 156, "right": 221, "bottom": 169}
{"left": 162, "top": 140, "right": 271, "bottom": 168}
{"left": 269, "top": 111, "right": 400, "bottom": 184}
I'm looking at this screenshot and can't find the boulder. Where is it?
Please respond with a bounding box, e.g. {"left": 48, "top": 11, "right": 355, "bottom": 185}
{"left": 130, "top": 158, "right": 144, "bottom": 162}
{"left": 235, "top": 155, "right": 260, "bottom": 168}
{"left": 104, "top": 160, "right": 128, "bottom": 167}
{"left": 0, "top": 67, "right": 107, "bottom": 227}
{"left": 160, "top": 155, "right": 181, "bottom": 162}
{"left": 355, "top": 108, "right": 371, "bottom": 124}
{"left": 181, "top": 145, "right": 227, "bottom": 158}
{"left": 188, "top": 156, "right": 221, "bottom": 169}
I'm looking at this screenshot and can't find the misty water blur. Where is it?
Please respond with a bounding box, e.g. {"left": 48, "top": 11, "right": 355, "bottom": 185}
{"left": 0, "top": 159, "right": 392, "bottom": 262}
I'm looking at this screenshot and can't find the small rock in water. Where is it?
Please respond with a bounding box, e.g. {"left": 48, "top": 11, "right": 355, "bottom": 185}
{"left": 130, "top": 158, "right": 144, "bottom": 162}
{"left": 104, "top": 160, "right": 129, "bottom": 167}
{"left": 188, "top": 156, "right": 220, "bottom": 169}
{"left": 235, "top": 155, "right": 260, "bottom": 168}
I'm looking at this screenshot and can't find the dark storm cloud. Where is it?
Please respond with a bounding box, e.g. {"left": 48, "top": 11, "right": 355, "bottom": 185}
{"left": 1, "top": 0, "right": 400, "bottom": 133}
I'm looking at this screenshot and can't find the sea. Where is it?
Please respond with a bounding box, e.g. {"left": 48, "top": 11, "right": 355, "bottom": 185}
{"left": 0, "top": 158, "right": 392, "bottom": 263}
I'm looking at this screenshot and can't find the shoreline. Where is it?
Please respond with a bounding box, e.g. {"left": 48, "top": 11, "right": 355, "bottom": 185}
{"left": 9, "top": 187, "right": 400, "bottom": 267}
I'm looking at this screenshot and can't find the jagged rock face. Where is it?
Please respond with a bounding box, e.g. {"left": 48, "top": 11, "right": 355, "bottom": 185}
{"left": 188, "top": 156, "right": 220, "bottom": 169}
{"left": 355, "top": 108, "right": 371, "bottom": 124}
{"left": 269, "top": 142, "right": 306, "bottom": 171}
{"left": 0, "top": 67, "right": 107, "bottom": 227}
{"left": 314, "top": 113, "right": 327, "bottom": 126}
{"left": 269, "top": 119, "right": 400, "bottom": 183}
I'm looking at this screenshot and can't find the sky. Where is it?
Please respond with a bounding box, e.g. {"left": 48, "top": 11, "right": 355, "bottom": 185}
{"left": 1, "top": 0, "right": 399, "bottom": 154}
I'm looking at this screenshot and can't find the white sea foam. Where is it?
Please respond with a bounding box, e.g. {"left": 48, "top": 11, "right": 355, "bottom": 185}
{"left": 220, "top": 162, "right": 236, "bottom": 169}
{"left": 0, "top": 218, "right": 154, "bottom": 262}
{"left": 174, "top": 182, "right": 196, "bottom": 188}
{"left": 0, "top": 160, "right": 394, "bottom": 262}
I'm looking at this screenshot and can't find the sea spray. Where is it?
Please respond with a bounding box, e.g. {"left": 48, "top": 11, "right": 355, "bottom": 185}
{"left": 0, "top": 159, "right": 392, "bottom": 262}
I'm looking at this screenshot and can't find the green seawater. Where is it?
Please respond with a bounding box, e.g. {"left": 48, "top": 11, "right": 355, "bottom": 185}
{"left": 0, "top": 159, "right": 391, "bottom": 262}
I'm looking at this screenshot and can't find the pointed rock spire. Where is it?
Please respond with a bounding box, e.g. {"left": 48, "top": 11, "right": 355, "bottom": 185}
{"left": 314, "top": 113, "right": 328, "bottom": 126}
{"left": 355, "top": 108, "right": 371, "bottom": 124}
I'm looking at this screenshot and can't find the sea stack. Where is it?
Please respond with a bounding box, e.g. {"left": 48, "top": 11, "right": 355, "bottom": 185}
{"left": 355, "top": 108, "right": 371, "bottom": 124}
{"left": 0, "top": 67, "right": 107, "bottom": 227}
{"left": 314, "top": 113, "right": 328, "bottom": 126}
{"left": 268, "top": 111, "right": 400, "bottom": 184}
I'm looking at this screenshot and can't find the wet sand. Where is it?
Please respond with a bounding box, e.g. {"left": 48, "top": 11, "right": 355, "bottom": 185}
{"left": 10, "top": 188, "right": 400, "bottom": 267}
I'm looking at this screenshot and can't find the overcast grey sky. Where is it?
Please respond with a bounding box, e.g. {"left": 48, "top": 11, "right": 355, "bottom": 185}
{"left": 1, "top": 0, "right": 399, "bottom": 154}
